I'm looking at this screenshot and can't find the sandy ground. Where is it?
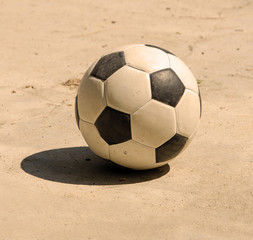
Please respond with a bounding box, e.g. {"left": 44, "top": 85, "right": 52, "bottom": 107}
{"left": 0, "top": 0, "right": 253, "bottom": 239}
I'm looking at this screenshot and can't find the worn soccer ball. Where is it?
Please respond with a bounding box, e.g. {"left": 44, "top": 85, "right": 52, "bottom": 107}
{"left": 75, "top": 44, "right": 201, "bottom": 170}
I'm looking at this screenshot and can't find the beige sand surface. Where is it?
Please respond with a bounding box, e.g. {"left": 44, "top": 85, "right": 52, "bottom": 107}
{"left": 0, "top": 0, "right": 253, "bottom": 239}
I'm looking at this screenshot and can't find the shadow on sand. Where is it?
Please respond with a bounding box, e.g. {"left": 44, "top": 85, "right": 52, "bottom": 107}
{"left": 21, "top": 147, "right": 170, "bottom": 185}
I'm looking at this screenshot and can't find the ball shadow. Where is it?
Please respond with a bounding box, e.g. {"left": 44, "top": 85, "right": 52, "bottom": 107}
{"left": 21, "top": 147, "right": 170, "bottom": 185}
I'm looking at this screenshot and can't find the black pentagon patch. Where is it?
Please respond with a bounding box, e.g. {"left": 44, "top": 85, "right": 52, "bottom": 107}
{"left": 198, "top": 87, "right": 202, "bottom": 118}
{"left": 75, "top": 95, "right": 80, "bottom": 129}
{"left": 145, "top": 44, "right": 175, "bottom": 56}
{"left": 90, "top": 51, "right": 126, "bottom": 81}
{"left": 150, "top": 68, "right": 185, "bottom": 107}
{"left": 156, "top": 134, "right": 188, "bottom": 163}
{"left": 95, "top": 107, "right": 131, "bottom": 145}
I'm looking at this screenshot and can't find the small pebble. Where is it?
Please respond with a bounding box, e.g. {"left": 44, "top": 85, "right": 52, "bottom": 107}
{"left": 25, "top": 85, "right": 34, "bottom": 89}
{"left": 188, "top": 45, "right": 193, "bottom": 51}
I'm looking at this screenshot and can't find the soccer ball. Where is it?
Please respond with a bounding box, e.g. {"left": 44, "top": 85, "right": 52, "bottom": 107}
{"left": 75, "top": 44, "right": 201, "bottom": 170}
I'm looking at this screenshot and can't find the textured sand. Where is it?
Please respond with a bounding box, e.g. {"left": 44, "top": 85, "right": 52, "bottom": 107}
{"left": 0, "top": 0, "right": 253, "bottom": 239}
